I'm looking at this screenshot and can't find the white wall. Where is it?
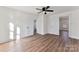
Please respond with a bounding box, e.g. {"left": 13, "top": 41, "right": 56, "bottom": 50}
{"left": 0, "top": 7, "right": 36, "bottom": 43}
{"left": 36, "top": 13, "right": 48, "bottom": 35}
{"left": 36, "top": 13, "right": 44, "bottom": 35}
{"left": 36, "top": 13, "right": 59, "bottom": 35}
{"left": 43, "top": 14, "right": 48, "bottom": 34}
{"left": 47, "top": 15, "right": 59, "bottom": 35}
{"left": 69, "top": 10, "right": 79, "bottom": 39}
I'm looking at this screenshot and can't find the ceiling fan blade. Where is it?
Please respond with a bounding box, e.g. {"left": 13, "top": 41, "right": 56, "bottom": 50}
{"left": 46, "top": 6, "right": 50, "bottom": 9}
{"left": 36, "top": 8, "right": 42, "bottom": 10}
{"left": 38, "top": 10, "right": 43, "bottom": 13}
{"left": 45, "top": 10, "right": 54, "bottom": 12}
{"left": 42, "top": 6, "right": 50, "bottom": 11}
{"left": 44, "top": 11, "right": 47, "bottom": 14}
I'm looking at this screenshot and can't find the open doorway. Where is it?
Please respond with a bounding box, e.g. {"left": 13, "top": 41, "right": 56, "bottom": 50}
{"left": 59, "top": 16, "right": 69, "bottom": 46}
{"left": 33, "top": 20, "right": 37, "bottom": 35}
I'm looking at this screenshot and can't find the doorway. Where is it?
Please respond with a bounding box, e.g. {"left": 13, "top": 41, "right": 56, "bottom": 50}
{"left": 33, "top": 20, "right": 37, "bottom": 35}
{"left": 59, "top": 16, "right": 69, "bottom": 46}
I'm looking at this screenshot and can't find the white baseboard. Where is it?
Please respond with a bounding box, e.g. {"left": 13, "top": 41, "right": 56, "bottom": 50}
{"left": 0, "top": 40, "right": 12, "bottom": 44}
{"left": 69, "top": 36, "right": 79, "bottom": 40}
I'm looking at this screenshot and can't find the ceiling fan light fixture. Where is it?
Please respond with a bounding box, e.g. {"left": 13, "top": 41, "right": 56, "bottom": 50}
{"left": 45, "top": 12, "right": 47, "bottom": 14}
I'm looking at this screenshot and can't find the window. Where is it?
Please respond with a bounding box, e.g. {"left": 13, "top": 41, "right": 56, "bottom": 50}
{"left": 16, "top": 26, "right": 20, "bottom": 40}
{"left": 9, "top": 22, "right": 14, "bottom": 40}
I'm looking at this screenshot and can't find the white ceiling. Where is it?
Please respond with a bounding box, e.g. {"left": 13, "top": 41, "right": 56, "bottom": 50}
{"left": 6, "top": 6, "right": 79, "bottom": 14}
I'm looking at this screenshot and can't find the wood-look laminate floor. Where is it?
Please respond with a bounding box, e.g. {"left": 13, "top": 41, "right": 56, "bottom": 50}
{"left": 0, "top": 31, "right": 79, "bottom": 52}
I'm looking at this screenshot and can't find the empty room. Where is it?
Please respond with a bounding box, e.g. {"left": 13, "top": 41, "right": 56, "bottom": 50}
{"left": 0, "top": 6, "right": 79, "bottom": 52}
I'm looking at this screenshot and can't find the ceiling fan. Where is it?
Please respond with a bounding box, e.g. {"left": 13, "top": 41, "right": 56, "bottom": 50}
{"left": 36, "top": 6, "right": 54, "bottom": 14}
